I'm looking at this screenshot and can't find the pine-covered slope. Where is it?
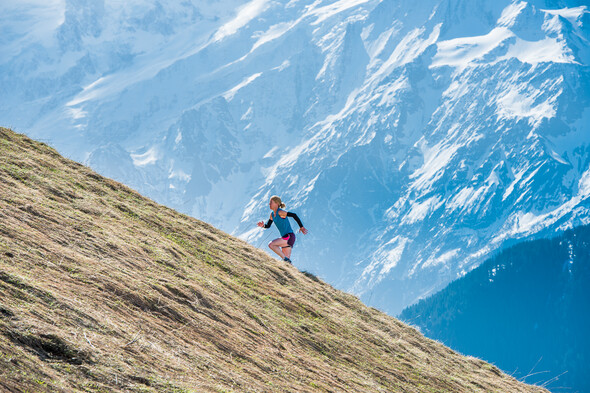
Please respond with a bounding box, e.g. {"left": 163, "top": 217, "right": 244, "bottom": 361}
{"left": 400, "top": 224, "right": 590, "bottom": 392}
{"left": 0, "top": 128, "right": 548, "bottom": 392}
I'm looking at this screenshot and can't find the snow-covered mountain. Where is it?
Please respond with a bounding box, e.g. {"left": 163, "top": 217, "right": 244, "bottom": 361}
{"left": 2, "top": 0, "right": 589, "bottom": 314}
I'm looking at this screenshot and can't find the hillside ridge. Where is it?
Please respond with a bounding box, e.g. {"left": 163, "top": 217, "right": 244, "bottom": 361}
{"left": 0, "top": 127, "right": 546, "bottom": 392}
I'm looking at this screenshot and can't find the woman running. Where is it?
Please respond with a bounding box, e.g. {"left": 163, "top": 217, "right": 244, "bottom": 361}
{"left": 257, "top": 195, "right": 307, "bottom": 263}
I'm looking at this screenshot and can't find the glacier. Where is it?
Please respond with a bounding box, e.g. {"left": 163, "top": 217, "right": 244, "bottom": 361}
{"left": 1, "top": 0, "right": 589, "bottom": 314}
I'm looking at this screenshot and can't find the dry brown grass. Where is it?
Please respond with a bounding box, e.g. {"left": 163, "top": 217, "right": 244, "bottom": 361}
{"left": 0, "top": 127, "right": 547, "bottom": 393}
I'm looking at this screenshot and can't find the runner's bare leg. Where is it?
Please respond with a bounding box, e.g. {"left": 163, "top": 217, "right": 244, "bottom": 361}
{"left": 268, "top": 238, "right": 289, "bottom": 259}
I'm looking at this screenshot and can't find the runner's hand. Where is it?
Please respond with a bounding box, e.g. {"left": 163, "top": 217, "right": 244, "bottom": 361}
{"left": 300, "top": 227, "right": 308, "bottom": 235}
{"left": 257, "top": 221, "right": 264, "bottom": 228}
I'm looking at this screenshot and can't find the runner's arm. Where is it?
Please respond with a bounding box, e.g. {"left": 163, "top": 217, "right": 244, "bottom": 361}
{"left": 257, "top": 214, "right": 273, "bottom": 228}
{"left": 286, "top": 212, "right": 304, "bottom": 228}
{"left": 264, "top": 218, "right": 273, "bottom": 228}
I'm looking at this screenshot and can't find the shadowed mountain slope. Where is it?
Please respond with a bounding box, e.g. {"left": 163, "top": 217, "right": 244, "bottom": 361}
{"left": 399, "top": 224, "right": 590, "bottom": 392}
{"left": 0, "top": 127, "right": 546, "bottom": 392}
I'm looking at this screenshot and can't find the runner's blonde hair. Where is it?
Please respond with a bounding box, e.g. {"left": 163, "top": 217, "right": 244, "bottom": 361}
{"left": 270, "top": 195, "right": 286, "bottom": 208}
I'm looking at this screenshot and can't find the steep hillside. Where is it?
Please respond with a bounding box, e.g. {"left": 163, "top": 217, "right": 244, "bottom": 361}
{"left": 3, "top": 0, "right": 589, "bottom": 316}
{"left": 0, "top": 127, "right": 547, "bottom": 392}
{"left": 400, "top": 225, "right": 590, "bottom": 392}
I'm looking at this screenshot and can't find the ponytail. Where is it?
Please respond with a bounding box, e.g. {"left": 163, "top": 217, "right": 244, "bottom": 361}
{"left": 270, "top": 195, "right": 286, "bottom": 209}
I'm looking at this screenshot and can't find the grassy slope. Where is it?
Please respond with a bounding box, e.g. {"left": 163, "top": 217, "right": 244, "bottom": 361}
{"left": 0, "top": 127, "right": 546, "bottom": 393}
